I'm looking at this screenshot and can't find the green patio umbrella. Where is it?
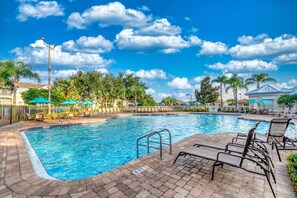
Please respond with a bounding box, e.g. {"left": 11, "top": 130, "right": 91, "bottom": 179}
{"left": 60, "top": 99, "right": 78, "bottom": 105}
{"left": 81, "top": 100, "right": 94, "bottom": 105}
{"left": 28, "top": 97, "right": 52, "bottom": 104}
{"left": 193, "top": 101, "right": 202, "bottom": 105}
{"left": 246, "top": 99, "right": 258, "bottom": 104}
{"left": 257, "top": 99, "right": 272, "bottom": 104}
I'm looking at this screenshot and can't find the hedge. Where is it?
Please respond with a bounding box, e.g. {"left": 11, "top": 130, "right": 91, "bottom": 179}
{"left": 288, "top": 153, "right": 297, "bottom": 194}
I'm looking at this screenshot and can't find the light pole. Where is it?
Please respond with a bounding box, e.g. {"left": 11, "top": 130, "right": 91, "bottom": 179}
{"left": 42, "top": 37, "right": 56, "bottom": 114}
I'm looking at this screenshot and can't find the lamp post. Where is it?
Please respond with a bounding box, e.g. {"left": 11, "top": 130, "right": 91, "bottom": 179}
{"left": 42, "top": 37, "right": 56, "bottom": 114}
{"left": 186, "top": 94, "right": 192, "bottom": 105}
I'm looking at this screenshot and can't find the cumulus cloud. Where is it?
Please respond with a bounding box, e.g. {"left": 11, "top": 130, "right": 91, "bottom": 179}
{"left": 272, "top": 53, "right": 297, "bottom": 65}
{"left": 135, "top": 18, "right": 181, "bottom": 36}
{"left": 193, "top": 75, "right": 206, "bottom": 83}
{"left": 146, "top": 88, "right": 155, "bottom": 95}
{"left": 137, "top": 5, "right": 150, "bottom": 12}
{"left": 198, "top": 41, "right": 228, "bottom": 56}
{"left": 11, "top": 40, "right": 113, "bottom": 68}
{"left": 207, "top": 60, "right": 278, "bottom": 73}
{"left": 277, "top": 79, "right": 297, "bottom": 89}
{"left": 17, "top": 1, "right": 64, "bottom": 21}
{"left": 95, "top": 68, "right": 108, "bottom": 74}
{"left": 229, "top": 34, "right": 297, "bottom": 59}
{"left": 237, "top": 34, "right": 269, "bottom": 45}
{"left": 22, "top": 69, "right": 79, "bottom": 84}
{"left": 125, "top": 69, "right": 167, "bottom": 79}
{"left": 62, "top": 35, "right": 113, "bottom": 54}
{"left": 168, "top": 77, "right": 192, "bottom": 89}
{"left": 115, "top": 29, "right": 201, "bottom": 53}
{"left": 66, "top": 2, "right": 151, "bottom": 29}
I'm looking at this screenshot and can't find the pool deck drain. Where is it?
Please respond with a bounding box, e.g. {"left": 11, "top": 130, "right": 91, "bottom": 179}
{"left": 0, "top": 114, "right": 296, "bottom": 197}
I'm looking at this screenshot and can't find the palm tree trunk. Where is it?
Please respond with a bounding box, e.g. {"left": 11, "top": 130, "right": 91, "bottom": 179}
{"left": 234, "top": 88, "right": 238, "bottom": 111}
{"left": 13, "top": 78, "right": 18, "bottom": 105}
{"left": 220, "top": 83, "right": 223, "bottom": 108}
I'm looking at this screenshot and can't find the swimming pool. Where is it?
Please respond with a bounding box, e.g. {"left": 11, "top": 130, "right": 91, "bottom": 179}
{"left": 24, "top": 114, "right": 271, "bottom": 180}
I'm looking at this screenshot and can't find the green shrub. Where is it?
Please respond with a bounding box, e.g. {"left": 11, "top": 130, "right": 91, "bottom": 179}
{"left": 288, "top": 153, "right": 297, "bottom": 194}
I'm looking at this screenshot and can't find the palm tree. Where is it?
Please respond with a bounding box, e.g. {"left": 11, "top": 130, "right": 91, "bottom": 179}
{"left": 226, "top": 74, "right": 248, "bottom": 111}
{"left": 211, "top": 75, "right": 228, "bottom": 108}
{"left": 245, "top": 73, "right": 276, "bottom": 88}
{"left": 0, "top": 60, "right": 40, "bottom": 105}
{"left": 130, "top": 84, "right": 145, "bottom": 108}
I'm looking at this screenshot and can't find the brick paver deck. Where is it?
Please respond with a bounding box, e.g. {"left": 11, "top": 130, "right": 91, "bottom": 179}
{"left": 0, "top": 114, "right": 295, "bottom": 197}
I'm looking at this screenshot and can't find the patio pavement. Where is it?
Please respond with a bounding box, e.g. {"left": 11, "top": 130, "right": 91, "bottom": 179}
{"left": 0, "top": 114, "right": 295, "bottom": 198}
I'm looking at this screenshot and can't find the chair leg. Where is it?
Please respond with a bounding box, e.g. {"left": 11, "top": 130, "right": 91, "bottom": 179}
{"left": 265, "top": 172, "right": 276, "bottom": 198}
{"left": 211, "top": 162, "right": 220, "bottom": 180}
{"left": 275, "top": 147, "right": 282, "bottom": 162}
{"left": 173, "top": 153, "right": 184, "bottom": 164}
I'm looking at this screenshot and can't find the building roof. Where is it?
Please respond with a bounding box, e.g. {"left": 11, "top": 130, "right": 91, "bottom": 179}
{"left": 17, "top": 82, "right": 47, "bottom": 89}
{"left": 245, "top": 84, "right": 292, "bottom": 95}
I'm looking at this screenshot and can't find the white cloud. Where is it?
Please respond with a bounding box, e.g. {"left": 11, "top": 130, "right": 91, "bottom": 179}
{"left": 184, "top": 17, "right": 191, "bottom": 21}
{"left": 229, "top": 34, "right": 297, "bottom": 59}
{"left": 62, "top": 35, "right": 113, "bottom": 54}
{"left": 11, "top": 40, "right": 113, "bottom": 68}
{"left": 137, "top": 5, "right": 150, "bottom": 12}
{"left": 189, "top": 27, "right": 198, "bottom": 33}
{"left": 237, "top": 34, "right": 269, "bottom": 45}
{"left": 17, "top": 1, "right": 64, "bottom": 21}
{"left": 135, "top": 18, "right": 181, "bottom": 36}
{"left": 66, "top": 2, "right": 151, "bottom": 29}
{"left": 272, "top": 53, "right": 297, "bottom": 65}
{"left": 146, "top": 88, "right": 155, "bottom": 95}
{"left": 125, "top": 69, "right": 167, "bottom": 79}
{"left": 207, "top": 60, "right": 278, "bottom": 73}
{"left": 198, "top": 41, "right": 228, "bottom": 56}
{"left": 115, "top": 29, "right": 201, "bottom": 53}
{"left": 276, "top": 79, "right": 297, "bottom": 89}
{"left": 168, "top": 77, "right": 192, "bottom": 89}
{"left": 95, "top": 68, "right": 108, "bottom": 74}
{"left": 21, "top": 69, "right": 79, "bottom": 84}
{"left": 193, "top": 75, "right": 206, "bottom": 83}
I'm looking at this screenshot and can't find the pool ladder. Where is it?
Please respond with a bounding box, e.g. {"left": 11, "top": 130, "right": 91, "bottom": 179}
{"left": 136, "top": 129, "right": 172, "bottom": 160}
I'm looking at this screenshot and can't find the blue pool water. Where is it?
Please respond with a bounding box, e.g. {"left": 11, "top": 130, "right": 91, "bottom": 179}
{"left": 25, "top": 114, "right": 270, "bottom": 180}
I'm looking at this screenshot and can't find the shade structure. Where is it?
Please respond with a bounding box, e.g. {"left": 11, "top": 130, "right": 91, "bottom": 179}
{"left": 193, "top": 101, "right": 202, "bottom": 105}
{"left": 82, "top": 100, "right": 94, "bottom": 105}
{"left": 60, "top": 99, "right": 78, "bottom": 105}
{"left": 28, "top": 97, "right": 51, "bottom": 104}
{"left": 182, "top": 102, "right": 190, "bottom": 106}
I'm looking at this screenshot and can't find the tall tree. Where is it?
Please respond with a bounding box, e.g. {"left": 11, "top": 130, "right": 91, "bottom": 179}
{"left": 0, "top": 60, "right": 40, "bottom": 104}
{"left": 225, "top": 74, "right": 248, "bottom": 111}
{"left": 130, "top": 84, "right": 145, "bottom": 108}
{"left": 245, "top": 73, "right": 277, "bottom": 88}
{"left": 161, "top": 97, "right": 177, "bottom": 105}
{"left": 211, "top": 75, "right": 228, "bottom": 108}
{"left": 195, "top": 76, "right": 219, "bottom": 104}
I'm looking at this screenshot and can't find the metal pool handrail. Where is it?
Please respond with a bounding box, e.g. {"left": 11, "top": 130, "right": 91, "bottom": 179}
{"left": 136, "top": 129, "right": 172, "bottom": 159}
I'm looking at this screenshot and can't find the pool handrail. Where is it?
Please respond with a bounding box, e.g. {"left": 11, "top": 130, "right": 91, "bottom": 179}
{"left": 136, "top": 128, "right": 172, "bottom": 159}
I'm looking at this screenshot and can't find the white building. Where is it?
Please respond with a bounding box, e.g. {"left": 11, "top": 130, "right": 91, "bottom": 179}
{"left": 0, "top": 82, "right": 47, "bottom": 105}
{"left": 245, "top": 84, "right": 297, "bottom": 111}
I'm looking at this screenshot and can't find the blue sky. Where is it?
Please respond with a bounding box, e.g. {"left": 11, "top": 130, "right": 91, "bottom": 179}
{"left": 0, "top": 0, "right": 297, "bottom": 101}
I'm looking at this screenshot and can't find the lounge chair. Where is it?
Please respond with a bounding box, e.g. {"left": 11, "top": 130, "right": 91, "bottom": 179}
{"left": 250, "top": 109, "right": 257, "bottom": 114}
{"left": 173, "top": 123, "right": 276, "bottom": 197}
{"left": 234, "top": 118, "right": 291, "bottom": 160}
{"left": 26, "top": 113, "right": 34, "bottom": 121}
{"left": 261, "top": 109, "right": 269, "bottom": 115}
{"left": 35, "top": 113, "right": 44, "bottom": 121}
